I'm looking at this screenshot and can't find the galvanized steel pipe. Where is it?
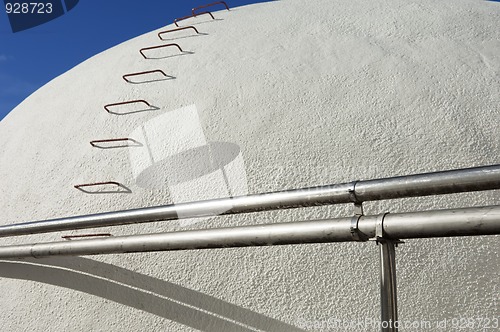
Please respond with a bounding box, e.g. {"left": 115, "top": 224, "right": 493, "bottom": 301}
{"left": 0, "top": 205, "right": 498, "bottom": 259}
{"left": 1, "top": 164, "right": 499, "bottom": 238}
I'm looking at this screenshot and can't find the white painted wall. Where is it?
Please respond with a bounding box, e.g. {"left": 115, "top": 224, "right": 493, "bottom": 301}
{"left": 0, "top": 0, "right": 499, "bottom": 331}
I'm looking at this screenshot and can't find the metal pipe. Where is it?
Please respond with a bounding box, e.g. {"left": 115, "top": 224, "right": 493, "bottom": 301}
{"left": 379, "top": 240, "right": 398, "bottom": 332}
{"left": 355, "top": 164, "right": 500, "bottom": 200}
{"left": 382, "top": 204, "right": 500, "bottom": 238}
{"left": 0, "top": 205, "right": 498, "bottom": 259}
{"left": 0, "top": 164, "right": 499, "bottom": 238}
{"left": 0, "top": 218, "right": 352, "bottom": 258}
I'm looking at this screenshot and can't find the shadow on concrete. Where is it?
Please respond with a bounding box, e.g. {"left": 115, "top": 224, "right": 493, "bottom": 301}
{"left": 74, "top": 182, "right": 132, "bottom": 194}
{"left": 125, "top": 76, "right": 176, "bottom": 84}
{"left": 159, "top": 33, "right": 209, "bottom": 42}
{"left": 124, "top": 73, "right": 176, "bottom": 84}
{"left": 107, "top": 105, "right": 160, "bottom": 116}
{"left": 187, "top": 18, "right": 224, "bottom": 26}
{"left": 0, "top": 257, "right": 304, "bottom": 332}
{"left": 136, "top": 142, "right": 241, "bottom": 188}
{"left": 143, "top": 51, "right": 194, "bottom": 60}
{"left": 175, "top": 18, "right": 224, "bottom": 28}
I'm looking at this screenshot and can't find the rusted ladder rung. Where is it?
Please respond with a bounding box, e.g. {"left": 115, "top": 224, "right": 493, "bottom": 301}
{"left": 192, "top": 1, "right": 229, "bottom": 15}
{"left": 104, "top": 100, "right": 153, "bottom": 113}
{"left": 74, "top": 182, "right": 122, "bottom": 189}
{"left": 90, "top": 138, "right": 135, "bottom": 147}
{"left": 139, "top": 44, "right": 183, "bottom": 59}
{"left": 62, "top": 233, "right": 112, "bottom": 240}
{"left": 158, "top": 26, "right": 200, "bottom": 40}
{"left": 174, "top": 12, "right": 215, "bottom": 27}
{"left": 74, "top": 181, "right": 131, "bottom": 194}
{"left": 122, "top": 69, "right": 170, "bottom": 82}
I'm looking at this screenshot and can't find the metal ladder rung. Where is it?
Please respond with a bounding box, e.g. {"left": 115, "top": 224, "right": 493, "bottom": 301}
{"left": 174, "top": 12, "right": 215, "bottom": 27}
{"left": 74, "top": 182, "right": 131, "bottom": 194}
{"left": 122, "top": 70, "right": 172, "bottom": 83}
{"left": 158, "top": 26, "right": 200, "bottom": 40}
{"left": 103, "top": 100, "right": 155, "bottom": 114}
{"left": 139, "top": 44, "right": 183, "bottom": 59}
{"left": 90, "top": 138, "right": 138, "bottom": 148}
{"left": 192, "top": 1, "right": 229, "bottom": 15}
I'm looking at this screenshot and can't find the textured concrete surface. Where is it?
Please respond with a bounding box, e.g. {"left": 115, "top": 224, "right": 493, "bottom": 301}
{"left": 0, "top": 0, "right": 499, "bottom": 331}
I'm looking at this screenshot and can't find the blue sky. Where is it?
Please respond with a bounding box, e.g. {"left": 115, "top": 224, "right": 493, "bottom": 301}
{"left": 0, "top": 0, "right": 270, "bottom": 121}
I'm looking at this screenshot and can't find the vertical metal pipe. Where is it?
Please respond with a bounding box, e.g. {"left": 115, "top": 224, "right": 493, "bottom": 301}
{"left": 379, "top": 240, "right": 398, "bottom": 332}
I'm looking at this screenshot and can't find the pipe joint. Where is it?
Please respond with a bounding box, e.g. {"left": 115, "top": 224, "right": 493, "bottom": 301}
{"left": 350, "top": 215, "right": 368, "bottom": 241}
{"left": 372, "top": 212, "right": 404, "bottom": 246}
{"left": 348, "top": 180, "right": 364, "bottom": 215}
{"left": 347, "top": 180, "right": 360, "bottom": 202}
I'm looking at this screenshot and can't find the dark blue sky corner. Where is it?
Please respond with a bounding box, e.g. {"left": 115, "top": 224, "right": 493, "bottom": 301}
{"left": 0, "top": 0, "right": 274, "bottom": 122}
{"left": 64, "top": 0, "right": 79, "bottom": 12}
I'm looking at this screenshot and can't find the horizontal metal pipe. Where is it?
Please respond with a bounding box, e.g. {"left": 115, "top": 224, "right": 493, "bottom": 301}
{"left": 0, "top": 205, "right": 498, "bottom": 259}
{"left": 1, "top": 164, "right": 500, "bottom": 238}
{"left": 0, "top": 218, "right": 353, "bottom": 258}
{"left": 355, "top": 164, "right": 500, "bottom": 200}
{"left": 382, "top": 205, "right": 500, "bottom": 238}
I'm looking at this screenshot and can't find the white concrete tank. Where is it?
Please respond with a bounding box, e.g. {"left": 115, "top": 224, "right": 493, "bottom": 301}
{"left": 0, "top": 0, "right": 499, "bottom": 331}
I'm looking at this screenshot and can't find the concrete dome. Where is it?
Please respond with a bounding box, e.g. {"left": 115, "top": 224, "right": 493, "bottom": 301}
{"left": 0, "top": 0, "right": 499, "bottom": 330}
